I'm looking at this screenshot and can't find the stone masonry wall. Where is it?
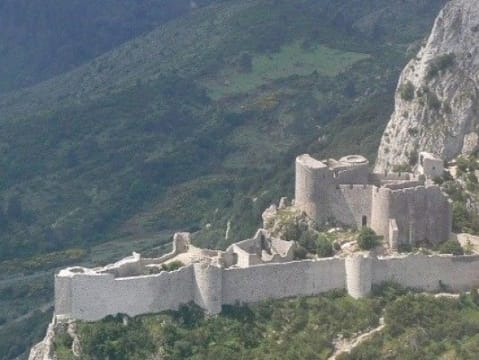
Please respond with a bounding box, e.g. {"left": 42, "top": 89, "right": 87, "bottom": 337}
{"left": 66, "top": 266, "right": 194, "bottom": 321}
{"left": 222, "top": 258, "right": 345, "bottom": 305}
{"left": 56, "top": 254, "right": 479, "bottom": 321}
{"left": 329, "top": 185, "right": 372, "bottom": 227}
{"left": 425, "top": 186, "right": 452, "bottom": 244}
{"left": 388, "top": 186, "right": 428, "bottom": 245}
{"left": 372, "top": 254, "right": 479, "bottom": 292}
{"left": 333, "top": 165, "right": 369, "bottom": 185}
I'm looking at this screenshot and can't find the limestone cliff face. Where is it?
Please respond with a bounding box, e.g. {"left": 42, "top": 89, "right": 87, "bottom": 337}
{"left": 375, "top": 0, "right": 479, "bottom": 172}
{"left": 28, "top": 319, "right": 56, "bottom": 360}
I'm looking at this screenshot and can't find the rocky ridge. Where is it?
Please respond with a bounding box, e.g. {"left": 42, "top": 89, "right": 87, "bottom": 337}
{"left": 375, "top": 0, "right": 479, "bottom": 172}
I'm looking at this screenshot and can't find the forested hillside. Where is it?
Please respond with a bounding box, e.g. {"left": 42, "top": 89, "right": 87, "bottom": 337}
{"left": 54, "top": 286, "right": 479, "bottom": 359}
{"left": 0, "top": 0, "right": 218, "bottom": 93}
{"left": 0, "top": 0, "right": 447, "bottom": 358}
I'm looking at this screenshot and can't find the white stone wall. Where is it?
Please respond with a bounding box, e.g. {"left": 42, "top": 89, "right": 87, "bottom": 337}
{"left": 334, "top": 165, "right": 369, "bottom": 185}
{"left": 66, "top": 266, "right": 194, "bottom": 321}
{"left": 54, "top": 275, "right": 72, "bottom": 316}
{"left": 372, "top": 254, "right": 479, "bottom": 291}
{"left": 55, "top": 253, "right": 479, "bottom": 321}
{"left": 222, "top": 258, "right": 345, "bottom": 305}
{"left": 331, "top": 185, "right": 372, "bottom": 227}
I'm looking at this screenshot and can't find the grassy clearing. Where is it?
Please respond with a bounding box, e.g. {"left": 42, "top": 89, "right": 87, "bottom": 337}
{"left": 203, "top": 42, "right": 369, "bottom": 99}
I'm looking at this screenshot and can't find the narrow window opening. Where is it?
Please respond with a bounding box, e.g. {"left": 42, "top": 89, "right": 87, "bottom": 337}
{"left": 362, "top": 216, "right": 367, "bottom": 227}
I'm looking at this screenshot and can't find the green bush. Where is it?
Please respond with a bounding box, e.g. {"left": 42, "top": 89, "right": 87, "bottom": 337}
{"left": 293, "top": 246, "right": 308, "bottom": 260}
{"left": 316, "top": 235, "right": 334, "bottom": 257}
{"left": 438, "top": 240, "right": 464, "bottom": 255}
{"left": 392, "top": 163, "right": 411, "bottom": 173}
{"left": 426, "top": 53, "right": 455, "bottom": 79}
{"left": 161, "top": 261, "right": 184, "bottom": 272}
{"left": 399, "top": 81, "right": 415, "bottom": 101}
{"left": 357, "top": 227, "right": 382, "bottom": 250}
{"left": 426, "top": 92, "right": 441, "bottom": 110}
{"left": 456, "top": 156, "right": 469, "bottom": 172}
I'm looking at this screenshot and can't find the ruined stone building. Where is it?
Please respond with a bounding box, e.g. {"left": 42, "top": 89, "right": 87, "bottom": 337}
{"left": 295, "top": 153, "right": 452, "bottom": 249}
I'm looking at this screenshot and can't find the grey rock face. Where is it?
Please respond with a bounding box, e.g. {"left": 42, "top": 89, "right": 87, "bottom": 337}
{"left": 375, "top": 0, "right": 479, "bottom": 172}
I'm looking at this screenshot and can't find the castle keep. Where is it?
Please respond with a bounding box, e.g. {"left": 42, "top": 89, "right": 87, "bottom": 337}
{"left": 295, "top": 153, "right": 452, "bottom": 249}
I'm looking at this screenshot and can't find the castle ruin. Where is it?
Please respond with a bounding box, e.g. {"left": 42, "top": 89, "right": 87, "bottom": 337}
{"left": 49, "top": 153, "right": 479, "bottom": 323}
{"left": 295, "top": 153, "right": 451, "bottom": 249}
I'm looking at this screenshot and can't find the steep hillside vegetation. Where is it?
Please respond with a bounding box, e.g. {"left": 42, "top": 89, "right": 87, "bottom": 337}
{"left": 0, "top": 0, "right": 218, "bottom": 93}
{"left": 0, "top": 0, "right": 448, "bottom": 358}
{"left": 0, "top": 0, "right": 447, "bottom": 260}
{"left": 51, "top": 287, "right": 479, "bottom": 360}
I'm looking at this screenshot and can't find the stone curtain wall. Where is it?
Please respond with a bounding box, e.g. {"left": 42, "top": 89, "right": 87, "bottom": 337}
{"left": 61, "top": 266, "right": 194, "bottom": 321}
{"left": 373, "top": 254, "right": 479, "bottom": 291}
{"left": 56, "top": 255, "right": 479, "bottom": 321}
{"left": 222, "top": 258, "right": 345, "bottom": 305}
{"left": 425, "top": 186, "right": 452, "bottom": 244}
{"left": 370, "top": 185, "right": 451, "bottom": 245}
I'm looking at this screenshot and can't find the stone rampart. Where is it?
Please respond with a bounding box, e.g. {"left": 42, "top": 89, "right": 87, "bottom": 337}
{"left": 372, "top": 254, "right": 479, "bottom": 292}
{"left": 369, "top": 172, "right": 413, "bottom": 185}
{"left": 55, "top": 253, "right": 479, "bottom": 321}
{"left": 222, "top": 258, "right": 345, "bottom": 305}
{"left": 60, "top": 266, "right": 194, "bottom": 321}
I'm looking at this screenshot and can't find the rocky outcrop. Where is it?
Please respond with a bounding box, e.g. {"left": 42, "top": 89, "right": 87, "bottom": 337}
{"left": 28, "top": 318, "right": 57, "bottom": 360}
{"left": 28, "top": 317, "right": 79, "bottom": 360}
{"left": 375, "top": 0, "right": 479, "bottom": 172}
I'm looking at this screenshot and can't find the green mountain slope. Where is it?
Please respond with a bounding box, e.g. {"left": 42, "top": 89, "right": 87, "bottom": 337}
{"left": 0, "top": 0, "right": 448, "bottom": 357}
{"left": 53, "top": 288, "right": 479, "bottom": 360}
{"left": 0, "top": 0, "right": 447, "bottom": 260}
{"left": 0, "top": 0, "right": 219, "bottom": 93}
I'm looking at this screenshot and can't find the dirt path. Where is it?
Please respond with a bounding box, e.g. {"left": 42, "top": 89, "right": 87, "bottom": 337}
{"left": 328, "top": 317, "right": 385, "bottom": 359}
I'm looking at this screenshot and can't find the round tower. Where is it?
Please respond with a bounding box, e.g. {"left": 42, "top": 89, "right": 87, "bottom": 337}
{"left": 371, "top": 186, "right": 391, "bottom": 241}
{"left": 193, "top": 262, "right": 223, "bottom": 315}
{"left": 345, "top": 254, "right": 373, "bottom": 298}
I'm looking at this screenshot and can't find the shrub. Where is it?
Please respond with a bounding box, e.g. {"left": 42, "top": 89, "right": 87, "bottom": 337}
{"left": 397, "top": 243, "right": 412, "bottom": 253}
{"left": 438, "top": 240, "right": 464, "bottom": 255}
{"left": 399, "top": 81, "right": 416, "bottom": 101}
{"left": 471, "top": 289, "right": 479, "bottom": 306}
{"left": 392, "top": 163, "right": 411, "bottom": 173}
{"left": 161, "top": 261, "right": 184, "bottom": 272}
{"left": 316, "top": 235, "right": 334, "bottom": 257}
{"left": 293, "top": 246, "right": 308, "bottom": 260}
{"left": 298, "top": 230, "right": 318, "bottom": 253}
{"left": 432, "top": 176, "right": 443, "bottom": 185}
{"left": 399, "top": 81, "right": 415, "bottom": 101}
{"left": 426, "top": 53, "right": 455, "bottom": 79}
{"left": 357, "top": 227, "right": 382, "bottom": 250}
{"left": 456, "top": 156, "right": 469, "bottom": 172}
{"left": 408, "top": 149, "right": 419, "bottom": 166}
{"left": 427, "top": 92, "right": 441, "bottom": 110}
